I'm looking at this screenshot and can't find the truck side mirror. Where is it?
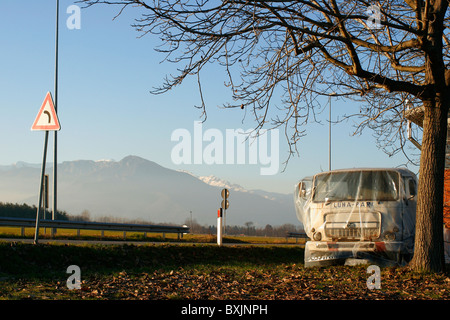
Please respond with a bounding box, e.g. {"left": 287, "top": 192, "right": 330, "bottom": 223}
{"left": 299, "top": 182, "right": 307, "bottom": 198}
{"left": 407, "top": 179, "right": 417, "bottom": 201}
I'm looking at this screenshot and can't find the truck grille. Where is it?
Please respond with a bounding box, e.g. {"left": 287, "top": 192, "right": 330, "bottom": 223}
{"left": 324, "top": 212, "right": 381, "bottom": 240}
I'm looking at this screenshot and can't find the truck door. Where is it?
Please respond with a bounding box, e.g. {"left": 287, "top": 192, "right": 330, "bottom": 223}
{"left": 402, "top": 176, "right": 417, "bottom": 250}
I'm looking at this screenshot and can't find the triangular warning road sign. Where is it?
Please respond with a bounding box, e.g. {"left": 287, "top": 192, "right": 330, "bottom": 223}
{"left": 31, "top": 92, "right": 60, "bottom": 131}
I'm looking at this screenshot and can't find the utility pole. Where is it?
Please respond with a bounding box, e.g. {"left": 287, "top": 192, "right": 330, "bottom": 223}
{"left": 329, "top": 95, "right": 331, "bottom": 171}
{"left": 328, "top": 93, "right": 337, "bottom": 171}
{"left": 52, "top": 0, "right": 59, "bottom": 235}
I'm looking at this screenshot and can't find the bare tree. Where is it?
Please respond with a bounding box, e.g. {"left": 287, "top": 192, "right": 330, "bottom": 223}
{"left": 81, "top": 0, "right": 448, "bottom": 272}
{"left": 244, "top": 221, "right": 254, "bottom": 235}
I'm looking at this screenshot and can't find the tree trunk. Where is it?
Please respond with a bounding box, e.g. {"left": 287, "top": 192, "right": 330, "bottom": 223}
{"left": 410, "top": 99, "right": 447, "bottom": 272}
{"left": 409, "top": 0, "right": 448, "bottom": 273}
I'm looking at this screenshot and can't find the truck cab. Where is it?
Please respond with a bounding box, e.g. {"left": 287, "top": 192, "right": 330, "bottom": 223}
{"left": 295, "top": 168, "right": 417, "bottom": 267}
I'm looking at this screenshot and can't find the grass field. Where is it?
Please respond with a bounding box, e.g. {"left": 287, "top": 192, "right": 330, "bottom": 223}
{"left": 0, "top": 226, "right": 305, "bottom": 244}
{"left": 0, "top": 239, "right": 449, "bottom": 301}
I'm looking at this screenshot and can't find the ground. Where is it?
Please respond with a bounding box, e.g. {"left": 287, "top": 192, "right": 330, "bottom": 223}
{"left": 0, "top": 241, "right": 449, "bottom": 301}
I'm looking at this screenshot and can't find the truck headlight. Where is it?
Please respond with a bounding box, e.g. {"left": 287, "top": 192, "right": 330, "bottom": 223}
{"left": 313, "top": 232, "right": 322, "bottom": 241}
{"left": 383, "top": 232, "right": 396, "bottom": 241}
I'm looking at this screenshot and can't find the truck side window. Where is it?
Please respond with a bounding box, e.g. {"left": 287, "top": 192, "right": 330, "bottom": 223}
{"left": 408, "top": 179, "right": 417, "bottom": 197}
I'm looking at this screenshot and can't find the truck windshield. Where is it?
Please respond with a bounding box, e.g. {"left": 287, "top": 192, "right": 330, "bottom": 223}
{"left": 312, "top": 170, "right": 399, "bottom": 202}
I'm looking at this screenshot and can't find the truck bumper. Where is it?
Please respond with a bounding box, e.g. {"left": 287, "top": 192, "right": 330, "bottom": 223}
{"left": 304, "top": 241, "right": 412, "bottom": 268}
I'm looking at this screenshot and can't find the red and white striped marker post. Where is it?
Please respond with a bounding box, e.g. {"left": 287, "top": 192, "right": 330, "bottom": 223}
{"left": 217, "top": 208, "right": 223, "bottom": 246}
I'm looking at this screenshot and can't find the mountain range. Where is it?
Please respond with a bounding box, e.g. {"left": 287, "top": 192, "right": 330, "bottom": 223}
{"left": 0, "top": 156, "right": 298, "bottom": 227}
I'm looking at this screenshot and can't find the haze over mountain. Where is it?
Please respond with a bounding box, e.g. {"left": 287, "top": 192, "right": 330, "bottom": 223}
{"left": 0, "top": 156, "right": 298, "bottom": 227}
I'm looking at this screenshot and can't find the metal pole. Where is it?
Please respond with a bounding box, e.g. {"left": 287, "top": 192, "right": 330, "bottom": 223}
{"left": 34, "top": 131, "right": 50, "bottom": 244}
{"left": 223, "top": 208, "right": 226, "bottom": 235}
{"left": 52, "top": 0, "right": 59, "bottom": 235}
{"left": 43, "top": 174, "right": 48, "bottom": 234}
{"left": 329, "top": 95, "right": 331, "bottom": 171}
{"left": 217, "top": 208, "right": 223, "bottom": 246}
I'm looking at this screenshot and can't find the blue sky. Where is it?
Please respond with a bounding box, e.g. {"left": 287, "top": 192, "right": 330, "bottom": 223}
{"left": 0, "top": 0, "right": 421, "bottom": 194}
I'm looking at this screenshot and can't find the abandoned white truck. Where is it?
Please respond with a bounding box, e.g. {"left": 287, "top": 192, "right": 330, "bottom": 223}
{"left": 294, "top": 168, "right": 418, "bottom": 267}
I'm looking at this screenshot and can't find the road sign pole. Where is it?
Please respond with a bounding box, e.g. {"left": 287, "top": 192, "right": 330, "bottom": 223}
{"left": 34, "top": 131, "right": 50, "bottom": 245}
{"left": 223, "top": 191, "right": 226, "bottom": 235}
{"left": 221, "top": 188, "right": 229, "bottom": 236}
{"left": 223, "top": 205, "right": 226, "bottom": 236}
{"left": 220, "top": 189, "right": 230, "bottom": 234}
{"left": 217, "top": 208, "right": 223, "bottom": 246}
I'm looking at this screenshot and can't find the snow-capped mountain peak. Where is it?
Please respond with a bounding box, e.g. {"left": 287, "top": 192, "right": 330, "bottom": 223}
{"left": 197, "top": 175, "right": 248, "bottom": 193}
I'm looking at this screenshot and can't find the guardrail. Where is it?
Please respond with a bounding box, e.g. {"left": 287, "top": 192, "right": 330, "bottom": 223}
{"left": 0, "top": 217, "right": 190, "bottom": 241}
{"left": 285, "top": 231, "right": 308, "bottom": 243}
